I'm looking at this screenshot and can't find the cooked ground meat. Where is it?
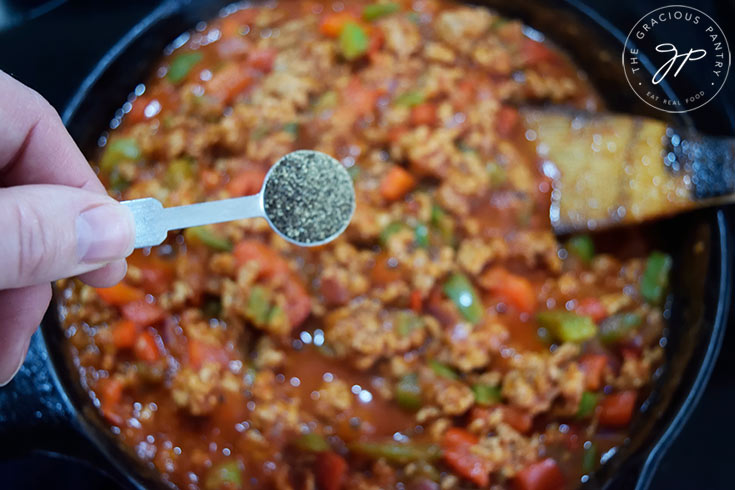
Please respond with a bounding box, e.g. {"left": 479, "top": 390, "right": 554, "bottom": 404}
{"left": 59, "top": 1, "right": 667, "bottom": 489}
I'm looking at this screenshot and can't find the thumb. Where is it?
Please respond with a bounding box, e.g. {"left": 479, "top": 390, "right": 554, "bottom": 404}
{"left": 0, "top": 184, "right": 135, "bottom": 289}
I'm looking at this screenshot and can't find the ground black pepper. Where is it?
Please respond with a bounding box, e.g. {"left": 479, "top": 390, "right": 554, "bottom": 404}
{"left": 263, "top": 150, "right": 355, "bottom": 245}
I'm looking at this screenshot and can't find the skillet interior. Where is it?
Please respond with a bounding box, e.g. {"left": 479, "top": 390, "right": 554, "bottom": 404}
{"left": 43, "top": 0, "right": 730, "bottom": 488}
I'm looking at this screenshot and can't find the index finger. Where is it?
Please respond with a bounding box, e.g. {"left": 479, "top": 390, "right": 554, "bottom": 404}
{"left": 0, "top": 70, "right": 105, "bottom": 193}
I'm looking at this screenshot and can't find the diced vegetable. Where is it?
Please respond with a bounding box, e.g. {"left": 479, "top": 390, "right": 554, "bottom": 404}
{"left": 315, "top": 451, "right": 347, "bottom": 490}
{"left": 575, "top": 297, "right": 607, "bottom": 323}
{"left": 339, "top": 22, "right": 369, "bottom": 60}
{"left": 371, "top": 253, "right": 403, "bottom": 284}
{"left": 185, "top": 226, "right": 234, "bottom": 252}
{"left": 566, "top": 235, "right": 595, "bottom": 264}
{"left": 121, "top": 300, "right": 165, "bottom": 326}
{"left": 522, "top": 38, "right": 557, "bottom": 65}
{"left": 479, "top": 267, "right": 536, "bottom": 314}
{"left": 473, "top": 405, "right": 533, "bottom": 434}
{"left": 396, "top": 311, "right": 423, "bottom": 336}
{"left": 598, "top": 312, "right": 641, "bottom": 344}
{"left": 582, "top": 442, "right": 597, "bottom": 474}
{"left": 100, "top": 138, "right": 141, "bottom": 172}
{"left": 443, "top": 273, "right": 484, "bottom": 324}
{"left": 363, "top": 2, "right": 400, "bottom": 21}
{"left": 132, "top": 255, "right": 174, "bottom": 295}
{"left": 486, "top": 161, "right": 507, "bottom": 187}
{"left": 248, "top": 47, "right": 277, "bottom": 72}
{"left": 98, "top": 377, "right": 124, "bottom": 426}
{"left": 410, "top": 290, "right": 423, "bottom": 312}
{"left": 491, "top": 17, "right": 510, "bottom": 30}
{"left": 380, "top": 221, "right": 409, "bottom": 247}
{"left": 347, "top": 165, "right": 361, "bottom": 180}
{"left": 380, "top": 165, "right": 416, "bottom": 201}
{"left": 207, "top": 63, "right": 253, "bottom": 103}
{"left": 394, "top": 90, "right": 424, "bottom": 107}
{"left": 430, "top": 204, "right": 454, "bottom": 245}
{"left": 168, "top": 51, "right": 203, "bottom": 84}
{"left": 410, "top": 103, "right": 437, "bottom": 126}
{"left": 536, "top": 310, "right": 596, "bottom": 343}
{"left": 246, "top": 285, "right": 274, "bottom": 325}
{"left": 395, "top": 373, "right": 422, "bottom": 411}
{"left": 282, "top": 121, "right": 299, "bottom": 137}
{"left": 164, "top": 158, "right": 194, "bottom": 188}
{"left": 496, "top": 106, "right": 520, "bottom": 137}
{"left": 320, "top": 12, "right": 358, "bottom": 37}
{"left": 134, "top": 331, "right": 161, "bottom": 362}
{"left": 599, "top": 391, "right": 637, "bottom": 428}
{"left": 96, "top": 283, "right": 145, "bottom": 306}
{"left": 514, "top": 458, "right": 565, "bottom": 490}
{"left": 294, "top": 433, "right": 330, "bottom": 453}
{"left": 472, "top": 384, "right": 502, "bottom": 406}
{"left": 226, "top": 169, "right": 266, "bottom": 196}
{"left": 640, "top": 251, "right": 672, "bottom": 304}
{"left": 414, "top": 224, "right": 429, "bottom": 248}
{"left": 111, "top": 320, "right": 138, "bottom": 349}
{"left": 233, "top": 240, "right": 290, "bottom": 278}
{"left": 429, "top": 360, "right": 459, "bottom": 380}
{"left": 343, "top": 76, "right": 380, "bottom": 116}
{"left": 188, "top": 338, "right": 229, "bottom": 369}
{"left": 578, "top": 354, "right": 608, "bottom": 391}
{"left": 500, "top": 405, "right": 533, "bottom": 434}
{"left": 250, "top": 126, "right": 268, "bottom": 141}
{"left": 204, "top": 459, "right": 243, "bottom": 490}
{"left": 576, "top": 391, "right": 598, "bottom": 419}
{"left": 441, "top": 428, "right": 491, "bottom": 487}
{"left": 314, "top": 90, "right": 338, "bottom": 111}
{"left": 350, "top": 441, "right": 441, "bottom": 464}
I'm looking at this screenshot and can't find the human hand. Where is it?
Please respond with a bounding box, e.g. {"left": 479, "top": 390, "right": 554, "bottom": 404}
{"left": 0, "top": 71, "right": 135, "bottom": 385}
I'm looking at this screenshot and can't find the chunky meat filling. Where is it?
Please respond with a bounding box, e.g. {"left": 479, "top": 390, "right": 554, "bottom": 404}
{"left": 60, "top": 1, "right": 668, "bottom": 489}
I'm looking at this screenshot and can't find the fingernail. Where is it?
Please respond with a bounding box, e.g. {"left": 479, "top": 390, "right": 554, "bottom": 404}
{"left": 76, "top": 204, "right": 135, "bottom": 263}
{"left": 0, "top": 336, "right": 30, "bottom": 387}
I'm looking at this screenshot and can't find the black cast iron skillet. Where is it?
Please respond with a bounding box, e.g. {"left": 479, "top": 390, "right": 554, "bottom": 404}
{"left": 0, "top": 1, "right": 732, "bottom": 489}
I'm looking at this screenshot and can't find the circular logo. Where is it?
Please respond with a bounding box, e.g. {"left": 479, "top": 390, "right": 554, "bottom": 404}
{"left": 622, "top": 5, "right": 730, "bottom": 113}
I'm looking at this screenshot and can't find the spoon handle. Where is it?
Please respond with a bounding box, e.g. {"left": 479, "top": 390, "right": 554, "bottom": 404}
{"left": 122, "top": 194, "right": 263, "bottom": 249}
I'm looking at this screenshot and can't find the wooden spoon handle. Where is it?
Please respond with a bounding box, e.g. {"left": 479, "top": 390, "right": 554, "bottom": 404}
{"left": 522, "top": 109, "right": 735, "bottom": 233}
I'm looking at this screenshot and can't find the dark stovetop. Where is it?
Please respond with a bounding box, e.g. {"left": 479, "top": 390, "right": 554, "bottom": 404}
{"left": 0, "top": 0, "right": 733, "bottom": 489}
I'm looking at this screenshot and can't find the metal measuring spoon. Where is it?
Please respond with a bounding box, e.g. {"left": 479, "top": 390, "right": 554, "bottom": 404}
{"left": 122, "top": 150, "right": 356, "bottom": 249}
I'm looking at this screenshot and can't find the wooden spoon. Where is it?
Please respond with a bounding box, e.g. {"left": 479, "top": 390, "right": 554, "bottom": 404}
{"left": 522, "top": 109, "right": 735, "bottom": 233}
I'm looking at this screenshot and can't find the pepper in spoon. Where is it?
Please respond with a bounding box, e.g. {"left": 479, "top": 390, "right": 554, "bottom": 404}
{"left": 122, "top": 150, "right": 355, "bottom": 249}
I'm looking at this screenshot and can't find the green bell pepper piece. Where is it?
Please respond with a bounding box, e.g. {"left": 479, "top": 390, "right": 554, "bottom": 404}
{"left": 363, "top": 2, "right": 400, "bottom": 21}
{"left": 443, "top": 273, "right": 483, "bottom": 324}
{"left": 640, "top": 251, "right": 672, "bottom": 304}
{"left": 185, "top": 226, "right": 233, "bottom": 252}
{"left": 566, "top": 235, "right": 595, "bottom": 264}
{"left": 472, "top": 384, "right": 502, "bottom": 406}
{"left": 599, "top": 312, "right": 641, "bottom": 344}
{"left": 349, "top": 441, "right": 441, "bottom": 464}
{"left": 536, "top": 310, "right": 597, "bottom": 343}
{"left": 395, "top": 373, "right": 422, "bottom": 411}
{"left": 100, "top": 138, "right": 140, "bottom": 172}
{"left": 429, "top": 360, "right": 459, "bottom": 380}
{"left": 582, "top": 442, "right": 597, "bottom": 474}
{"left": 393, "top": 90, "right": 424, "bottom": 107}
{"left": 204, "top": 460, "right": 242, "bottom": 490}
{"left": 168, "top": 52, "right": 203, "bottom": 84}
{"left": 576, "top": 391, "right": 598, "bottom": 418}
{"left": 294, "top": 433, "right": 330, "bottom": 452}
{"left": 339, "top": 22, "right": 368, "bottom": 60}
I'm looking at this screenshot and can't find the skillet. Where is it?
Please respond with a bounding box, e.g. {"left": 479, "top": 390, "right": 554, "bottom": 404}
{"left": 0, "top": 1, "right": 732, "bottom": 489}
